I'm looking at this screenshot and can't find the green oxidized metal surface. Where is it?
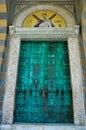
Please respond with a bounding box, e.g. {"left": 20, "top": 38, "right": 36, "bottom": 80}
{"left": 14, "top": 41, "right": 73, "bottom": 123}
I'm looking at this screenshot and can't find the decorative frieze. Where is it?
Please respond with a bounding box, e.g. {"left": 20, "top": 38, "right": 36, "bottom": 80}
{"left": 9, "top": 25, "right": 79, "bottom": 40}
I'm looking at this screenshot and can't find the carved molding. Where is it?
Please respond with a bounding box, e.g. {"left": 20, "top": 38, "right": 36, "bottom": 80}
{"left": 9, "top": 25, "right": 79, "bottom": 40}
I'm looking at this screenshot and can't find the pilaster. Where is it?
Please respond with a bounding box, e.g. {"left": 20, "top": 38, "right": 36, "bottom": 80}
{"left": 2, "top": 36, "right": 20, "bottom": 124}
{"left": 68, "top": 37, "right": 86, "bottom": 125}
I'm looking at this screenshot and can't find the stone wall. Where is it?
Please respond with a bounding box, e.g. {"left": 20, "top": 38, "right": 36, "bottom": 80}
{"left": 0, "top": 0, "right": 7, "bottom": 123}
{"left": 79, "top": 0, "right": 86, "bottom": 113}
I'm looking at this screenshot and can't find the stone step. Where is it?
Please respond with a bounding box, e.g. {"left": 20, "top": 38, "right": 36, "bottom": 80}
{"left": 1, "top": 125, "right": 86, "bottom": 130}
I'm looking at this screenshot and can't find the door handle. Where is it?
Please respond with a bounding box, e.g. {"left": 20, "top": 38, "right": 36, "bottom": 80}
{"left": 34, "top": 79, "right": 38, "bottom": 87}
{"left": 39, "top": 89, "right": 48, "bottom": 98}
{"left": 45, "top": 89, "right": 48, "bottom": 96}
{"left": 39, "top": 89, "right": 45, "bottom": 98}
{"left": 39, "top": 89, "right": 43, "bottom": 95}
{"left": 61, "top": 90, "right": 64, "bottom": 96}
{"left": 29, "top": 89, "right": 32, "bottom": 96}
{"left": 56, "top": 89, "right": 59, "bottom": 95}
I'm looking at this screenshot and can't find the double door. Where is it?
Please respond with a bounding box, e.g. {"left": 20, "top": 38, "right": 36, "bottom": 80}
{"left": 14, "top": 41, "right": 73, "bottom": 123}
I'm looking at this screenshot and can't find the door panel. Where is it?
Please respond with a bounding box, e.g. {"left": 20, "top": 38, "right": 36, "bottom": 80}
{"left": 14, "top": 41, "right": 73, "bottom": 123}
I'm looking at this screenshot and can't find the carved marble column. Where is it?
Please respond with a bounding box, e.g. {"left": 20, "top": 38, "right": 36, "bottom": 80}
{"left": 68, "top": 37, "right": 86, "bottom": 125}
{"left": 2, "top": 36, "right": 20, "bottom": 124}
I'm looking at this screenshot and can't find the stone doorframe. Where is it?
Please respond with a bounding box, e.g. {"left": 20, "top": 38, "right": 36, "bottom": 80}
{"left": 2, "top": 26, "right": 86, "bottom": 126}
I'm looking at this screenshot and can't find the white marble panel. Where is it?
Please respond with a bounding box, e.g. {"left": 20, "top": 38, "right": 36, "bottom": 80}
{"left": 2, "top": 37, "right": 21, "bottom": 124}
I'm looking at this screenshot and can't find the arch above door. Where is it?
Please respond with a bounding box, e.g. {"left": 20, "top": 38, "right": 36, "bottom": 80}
{"left": 13, "top": 5, "right": 76, "bottom": 27}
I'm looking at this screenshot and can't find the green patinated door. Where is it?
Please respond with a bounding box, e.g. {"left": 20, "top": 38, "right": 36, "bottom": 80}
{"left": 14, "top": 41, "right": 73, "bottom": 123}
